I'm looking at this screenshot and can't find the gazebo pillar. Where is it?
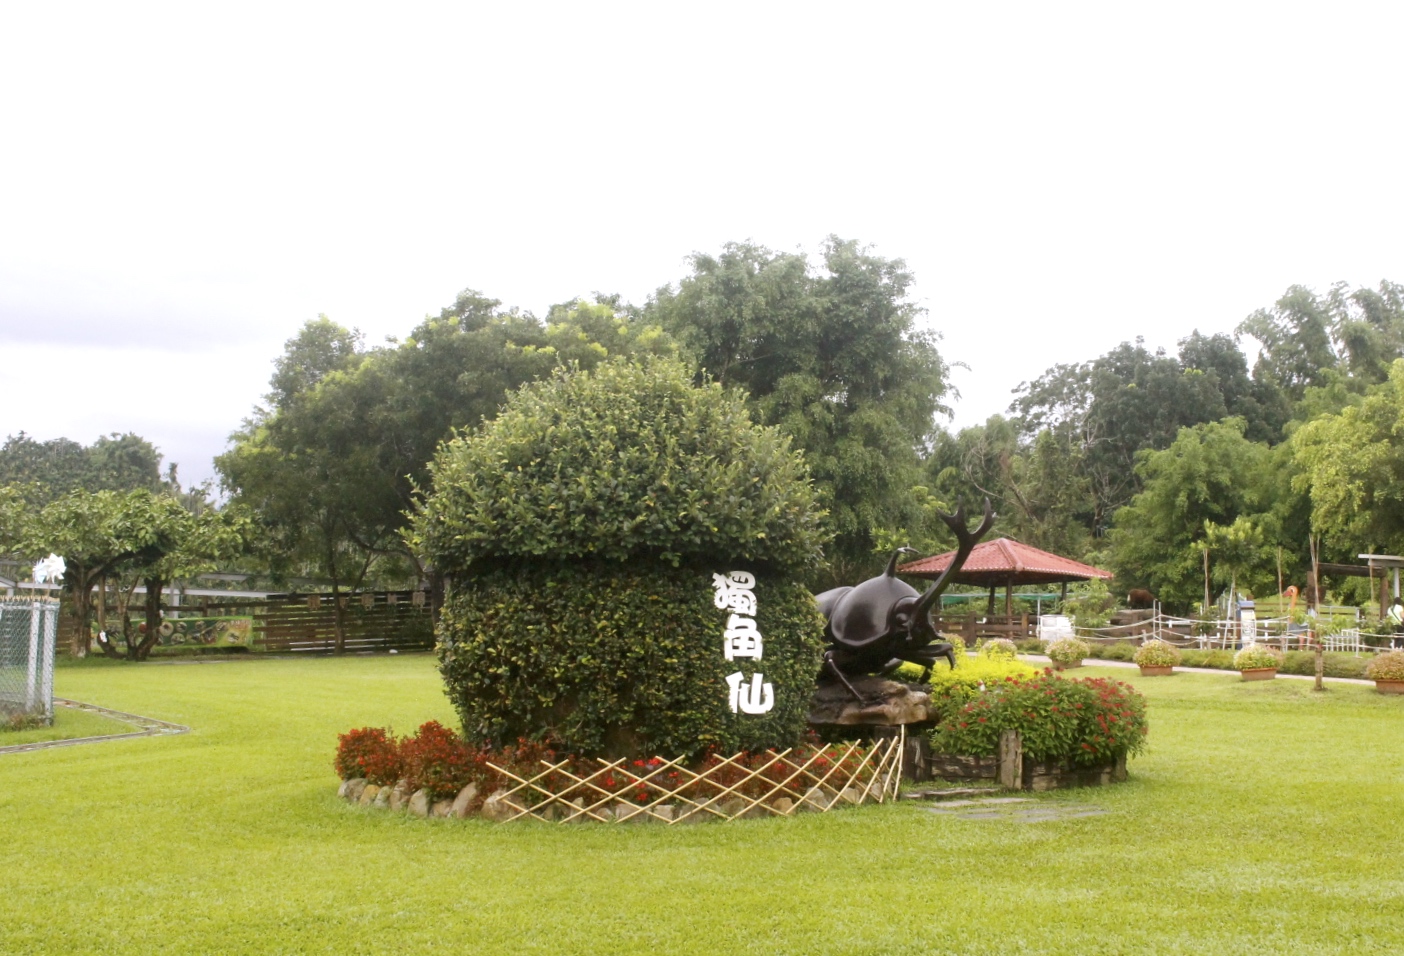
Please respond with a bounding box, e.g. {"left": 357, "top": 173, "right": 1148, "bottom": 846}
{"left": 1004, "top": 582, "right": 1012, "bottom": 619}
{"left": 986, "top": 586, "right": 996, "bottom": 616}
{"left": 1060, "top": 582, "right": 1068, "bottom": 603}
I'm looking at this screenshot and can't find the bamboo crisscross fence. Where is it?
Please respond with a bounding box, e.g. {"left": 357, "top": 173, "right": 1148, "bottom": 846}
{"left": 484, "top": 729, "right": 904, "bottom": 824}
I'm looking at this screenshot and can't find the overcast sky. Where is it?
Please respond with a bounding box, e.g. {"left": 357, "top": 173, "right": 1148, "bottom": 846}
{"left": 3, "top": 2, "right": 1401, "bottom": 488}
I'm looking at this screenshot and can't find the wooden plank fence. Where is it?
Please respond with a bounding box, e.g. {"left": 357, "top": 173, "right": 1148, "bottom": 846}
{"left": 214, "top": 592, "right": 434, "bottom": 653}
{"left": 67, "top": 591, "right": 436, "bottom": 655}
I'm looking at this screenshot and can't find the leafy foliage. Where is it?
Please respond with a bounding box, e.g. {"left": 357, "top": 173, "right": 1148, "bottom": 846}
{"left": 1365, "top": 650, "right": 1404, "bottom": 682}
{"left": 978, "top": 638, "right": 1018, "bottom": 661}
{"left": 932, "top": 672, "right": 1148, "bottom": 766}
{"left": 334, "top": 727, "right": 403, "bottom": 786}
{"left": 0, "top": 431, "right": 171, "bottom": 507}
{"left": 1134, "top": 639, "right": 1181, "bottom": 668}
{"left": 1060, "top": 577, "right": 1118, "bottom": 629}
{"left": 437, "top": 565, "right": 824, "bottom": 758}
{"left": 1292, "top": 360, "right": 1404, "bottom": 556}
{"left": 1107, "top": 419, "right": 1302, "bottom": 610}
{"left": 916, "top": 655, "right": 1039, "bottom": 725}
{"left": 644, "top": 237, "right": 951, "bottom": 585}
{"left": 1046, "top": 637, "right": 1090, "bottom": 666}
{"left": 413, "top": 358, "right": 826, "bottom": 574}
{"left": 1233, "top": 644, "right": 1283, "bottom": 671}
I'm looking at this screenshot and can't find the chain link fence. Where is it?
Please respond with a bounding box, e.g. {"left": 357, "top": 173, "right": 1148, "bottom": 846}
{"left": 0, "top": 597, "right": 58, "bottom": 726}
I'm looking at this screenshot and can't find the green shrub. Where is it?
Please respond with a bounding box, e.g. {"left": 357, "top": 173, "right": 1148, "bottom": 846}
{"left": 922, "top": 656, "right": 1039, "bottom": 725}
{"left": 1061, "top": 578, "right": 1117, "bottom": 631}
{"left": 931, "top": 673, "right": 1148, "bottom": 766}
{"left": 416, "top": 359, "right": 829, "bottom": 759}
{"left": 1046, "top": 637, "right": 1090, "bottom": 666}
{"left": 1234, "top": 644, "right": 1283, "bottom": 671}
{"left": 1277, "top": 652, "right": 1369, "bottom": 680}
{"left": 1179, "top": 649, "right": 1236, "bottom": 669}
{"left": 1134, "top": 640, "right": 1181, "bottom": 668}
{"left": 1366, "top": 650, "right": 1404, "bottom": 681}
{"left": 412, "top": 358, "right": 826, "bottom": 574}
{"left": 1096, "top": 642, "right": 1139, "bottom": 662}
{"left": 978, "top": 638, "right": 1018, "bottom": 661}
{"left": 438, "top": 565, "right": 824, "bottom": 758}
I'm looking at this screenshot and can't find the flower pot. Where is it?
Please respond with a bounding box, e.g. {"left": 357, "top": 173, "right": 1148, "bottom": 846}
{"left": 1374, "top": 679, "right": 1404, "bottom": 695}
{"left": 1138, "top": 665, "right": 1174, "bottom": 677}
{"left": 1240, "top": 667, "right": 1277, "bottom": 681}
{"left": 1053, "top": 660, "right": 1083, "bottom": 671}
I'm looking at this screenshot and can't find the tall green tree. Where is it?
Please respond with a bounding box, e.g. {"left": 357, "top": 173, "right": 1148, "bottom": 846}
{"left": 219, "top": 296, "right": 674, "bottom": 619}
{"left": 0, "top": 431, "right": 169, "bottom": 506}
{"left": 218, "top": 318, "right": 390, "bottom": 648}
{"left": 645, "top": 237, "right": 951, "bottom": 584}
{"left": 1237, "top": 285, "right": 1338, "bottom": 402}
{"left": 1106, "top": 419, "right": 1297, "bottom": 610}
{"left": 1012, "top": 338, "right": 1235, "bottom": 532}
{"left": 1292, "top": 358, "right": 1404, "bottom": 556}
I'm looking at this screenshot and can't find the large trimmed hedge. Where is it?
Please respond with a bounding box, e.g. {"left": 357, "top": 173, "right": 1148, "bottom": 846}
{"left": 414, "top": 358, "right": 829, "bottom": 758}
{"left": 439, "top": 565, "right": 824, "bottom": 757}
{"left": 413, "top": 358, "right": 827, "bottom": 573}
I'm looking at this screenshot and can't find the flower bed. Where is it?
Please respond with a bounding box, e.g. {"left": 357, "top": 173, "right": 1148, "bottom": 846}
{"left": 334, "top": 722, "right": 904, "bottom": 823}
{"left": 928, "top": 671, "right": 1147, "bottom": 785}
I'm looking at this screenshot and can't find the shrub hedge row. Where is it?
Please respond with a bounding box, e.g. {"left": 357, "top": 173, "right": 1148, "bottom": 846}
{"left": 438, "top": 565, "right": 825, "bottom": 758}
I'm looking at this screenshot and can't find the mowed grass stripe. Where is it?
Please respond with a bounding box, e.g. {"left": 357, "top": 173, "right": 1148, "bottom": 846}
{"left": 0, "top": 657, "right": 1399, "bottom": 955}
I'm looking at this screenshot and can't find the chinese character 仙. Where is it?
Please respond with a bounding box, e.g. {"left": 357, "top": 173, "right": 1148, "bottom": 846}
{"left": 725, "top": 671, "right": 774, "bottom": 714}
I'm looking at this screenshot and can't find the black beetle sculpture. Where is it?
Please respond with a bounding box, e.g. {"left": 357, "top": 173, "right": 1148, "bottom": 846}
{"left": 814, "top": 499, "right": 995, "bottom": 701}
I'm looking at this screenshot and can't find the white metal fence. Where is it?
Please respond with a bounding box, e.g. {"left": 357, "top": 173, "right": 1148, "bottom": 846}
{"left": 0, "top": 598, "right": 59, "bottom": 725}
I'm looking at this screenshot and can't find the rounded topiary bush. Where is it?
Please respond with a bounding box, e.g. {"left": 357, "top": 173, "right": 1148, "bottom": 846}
{"left": 1134, "top": 639, "right": 1181, "bottom": 668}
{"left": 1365, "top": 650, "right": 1404, "bottom": 682}
{"left": 1046, "top": 637, "right": 1090, "bottom": 666}
{"left": 1234, "top": 643, "right": 1283, "bottom": 671}
{"left": 414, "top": 358, "right": 829, "bottom": 758}
{"left": 979, "top": 638, "right": 1018, "bottom": 661}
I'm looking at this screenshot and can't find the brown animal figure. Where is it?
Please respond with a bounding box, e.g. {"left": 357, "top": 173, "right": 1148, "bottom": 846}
{"left": 1127, "top": 588, "right": 1157, "bottom": 609}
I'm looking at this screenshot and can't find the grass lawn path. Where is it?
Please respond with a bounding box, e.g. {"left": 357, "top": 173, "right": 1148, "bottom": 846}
{"left": 2, "top": 656, "right": 1401, "bottom": 955}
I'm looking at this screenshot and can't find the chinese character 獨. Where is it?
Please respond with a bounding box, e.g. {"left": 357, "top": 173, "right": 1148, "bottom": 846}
{"left": 711, "top": 571, "right": 757, "bottom": 616}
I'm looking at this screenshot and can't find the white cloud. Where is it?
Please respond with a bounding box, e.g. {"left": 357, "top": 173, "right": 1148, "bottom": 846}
{"left": 2, "top": 1, "right": 1402, "bottom": 476}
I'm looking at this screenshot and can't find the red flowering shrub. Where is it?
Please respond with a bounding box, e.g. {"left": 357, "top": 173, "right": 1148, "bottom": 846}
{"left": 931, "top": 671, "right": 1148, "bottom": 766}
{"left": 335, "top": 727, "right": 403, "bottom": 785}
{"left": 401, "top": 721, "right": 477, "bottom": 800}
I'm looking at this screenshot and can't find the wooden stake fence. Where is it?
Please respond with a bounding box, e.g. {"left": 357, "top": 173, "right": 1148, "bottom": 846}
{"left": 485, "top": 728, "right": 905, "bottom": 824}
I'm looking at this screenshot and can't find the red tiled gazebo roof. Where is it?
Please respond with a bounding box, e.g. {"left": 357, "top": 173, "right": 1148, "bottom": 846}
{"left": 897, "top": 537, "right": 1112, "bottom": 586}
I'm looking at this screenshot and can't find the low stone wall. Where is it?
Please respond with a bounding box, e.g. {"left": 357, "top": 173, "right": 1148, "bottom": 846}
{"left": 901, "top": 732, "right": 1127, "bottom": 791}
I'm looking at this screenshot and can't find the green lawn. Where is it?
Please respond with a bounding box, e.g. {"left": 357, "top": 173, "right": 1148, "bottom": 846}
{"left": 1, "top": 705, "right": 135, "bottom": 746}
{"left": 2, "top": 656, "right": 1401, "bottom": 955}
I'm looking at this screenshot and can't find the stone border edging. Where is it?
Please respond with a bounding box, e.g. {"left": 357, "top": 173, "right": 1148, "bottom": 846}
{"left": 0, "top": 698, "right": 189, "bottom": 755}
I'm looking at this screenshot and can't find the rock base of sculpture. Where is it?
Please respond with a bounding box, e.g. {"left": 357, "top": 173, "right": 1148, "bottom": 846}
{"left": 807, "top": 676, "right": 934, "bottom": 726}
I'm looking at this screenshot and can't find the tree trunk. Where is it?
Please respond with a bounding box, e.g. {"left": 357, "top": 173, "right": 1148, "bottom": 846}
{"left": 134, "top": 576, "right": 165, "bottom": 661}
{"left": 331, "top": 579, "right": 346, "bottom": 654}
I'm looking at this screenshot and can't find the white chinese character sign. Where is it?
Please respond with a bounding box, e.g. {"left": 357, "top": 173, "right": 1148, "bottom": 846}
{"left": 712, "top": 570, "right": 773, "bottom": 715}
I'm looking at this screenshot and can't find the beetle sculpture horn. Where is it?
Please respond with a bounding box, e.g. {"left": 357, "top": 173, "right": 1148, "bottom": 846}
{"left": 910, "top": 497, "right": 997, "bottom": 624}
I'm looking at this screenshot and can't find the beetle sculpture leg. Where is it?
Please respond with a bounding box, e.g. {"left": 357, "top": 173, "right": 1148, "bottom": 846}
{"left": 821, "top": 651, "right": 870, "bottom": 703}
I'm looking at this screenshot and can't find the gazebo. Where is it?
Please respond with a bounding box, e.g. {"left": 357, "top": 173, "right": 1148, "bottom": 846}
{"left": 898, "top": 537, "right": 1113, "bottom": 620}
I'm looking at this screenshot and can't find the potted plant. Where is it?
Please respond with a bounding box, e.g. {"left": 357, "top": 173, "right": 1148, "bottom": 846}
{"left": 1133, "top": 639, "right": 1181, "bottom": 676}
{"left": 1046, "top": 637, "right": 1090, "bottom": 670}
{"left": 1365, "top": 649, "right": 1404, "bottom": 695}
{"left": 978, "top": 638, "right": 1019, "bottom": 661}
{"left": 1233, "top": 643, "right": 1282, "bottom": 681}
